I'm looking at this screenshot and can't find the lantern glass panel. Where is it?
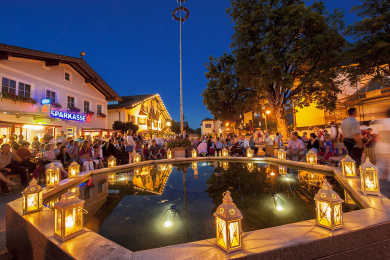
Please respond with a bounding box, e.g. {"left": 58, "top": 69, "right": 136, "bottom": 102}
{"left": 317, "top": 201, "right": 332, "bottom": 228}
{"left": 344, "top": 162, "right": 355, "bottom": 177}
{"left": 229, "top": 220, "right": 241, "bottom": 248}
{"left": 192, "top": 149, "right": 197, "bottom": 158}
{"left": 25, "top": 193, "right": 40, "bottom": 212}
{"left": 64, "top": 207, "right": 83, "bottom": 237}
{"left": 333, "top": 203, "right": 342, "bottom": 227}
{"left": 363, "top": 168, "right": 379, "bottom": 192}
{"left": 55, "top": 208, "right": 62, "bottom": 237}
{"left": 216, "top": 217, "right": 227, "bottom": 249}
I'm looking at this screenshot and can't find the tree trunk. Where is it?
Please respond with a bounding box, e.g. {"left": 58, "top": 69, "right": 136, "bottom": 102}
{"left": 275, "top": 106, "right": 288, "bottom": 139}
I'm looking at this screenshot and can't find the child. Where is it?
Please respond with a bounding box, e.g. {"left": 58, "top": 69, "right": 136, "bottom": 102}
{"left": 318, "top": 134, "right": 334, "bottom": 164}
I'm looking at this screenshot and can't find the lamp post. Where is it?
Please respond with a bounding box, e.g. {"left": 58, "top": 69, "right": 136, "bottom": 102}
{"left": 265, "top": 110, "right": 271, "bottom": 132}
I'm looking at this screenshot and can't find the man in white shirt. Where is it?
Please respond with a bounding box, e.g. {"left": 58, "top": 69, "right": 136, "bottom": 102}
{"left": 264, "top": 133, "right": 274, "bottom": 156}
{"left": 286, "top": 132, "right": 305, "bottom": 161}
{"left": 341, "top": 107, "right": 364, "bottom": 167}
{"left": 238, "top": 135, "right": 250, "bottom": 156}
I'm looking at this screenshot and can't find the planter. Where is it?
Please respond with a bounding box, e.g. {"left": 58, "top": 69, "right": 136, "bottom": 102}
{"left": 171, "top": 148, "right": 186, "bottom": 158}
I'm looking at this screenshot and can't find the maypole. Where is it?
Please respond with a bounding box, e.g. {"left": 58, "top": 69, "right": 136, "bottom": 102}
{"left": 172, "top": 0, "right": 189, "bottom": 133}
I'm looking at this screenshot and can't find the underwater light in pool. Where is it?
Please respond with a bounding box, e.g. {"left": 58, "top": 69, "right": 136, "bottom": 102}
{"left": 276, "top": 206, "right": 283, "bottom": 211}
{"left": 164, "top": 221, "right": 172, "bottom": 228}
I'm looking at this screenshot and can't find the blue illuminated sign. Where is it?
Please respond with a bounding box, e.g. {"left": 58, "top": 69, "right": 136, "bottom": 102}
{"left": 50, "top": 110, "right": 86, "bottom": 122}
{"left": 41, "top": 99, "right": 51, "bottom": 105}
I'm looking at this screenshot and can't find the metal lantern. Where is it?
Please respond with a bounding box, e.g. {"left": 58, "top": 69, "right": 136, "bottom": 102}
{"left": 341, "top": 155, "right": 356, "bottom": 178}
{"left": 108, "top": 155, "right": 116, "bottom": 168}
{"left": 314, "top": 180, "right": 344, "bottom": 230}
{"left": 108, "top": 173, "right": 117, "bottom": 184}
{"left": 54, "top": 189, "right": 85, "bottom": 241}
{"left": 192, "top": 162, "right": 198, "bottom": 170}
{"left": 46, "top": 163, "right": 60, "bottom": 189}
{"left": 223, "top": 162, "right": 229, "bottom": 171}
{"left": 222, "top": 148, "right": 229, "bottom": 157}
{"left": 306, "top": 150, "right": 317, "bottom": 164}
{"left": 360, "top": 158, "right": 380, "bottom": 196}
{"left": 68, "top": 161, "right": 80, "bottom": 179}
{"left": 246, "top": 148, "right": 253, "bottom": 158}
{"left": 192, "top": 149, "right": 197, "bottom": 158}
{"left": 278, "top": 149, "right": 286, "bottom": 160}
{"left": 214, "top": 191, "right": 243, "bottom": 253}
{"left": 134, "top": 153, "right": 141, "bottom": 163}
{"left": 279, "top": 166, "right": 287, "bottom": 175}
{"left": 167, "top": 148, "right": 173, "bottom": 159}
{"left": 22, "top": 178, "right": 43, "bottom": 214}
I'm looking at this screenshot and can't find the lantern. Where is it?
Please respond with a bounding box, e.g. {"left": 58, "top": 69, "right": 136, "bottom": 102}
{"left": 46, "top": 163, "right": 60, "bottom": 189}
{"left": 314, "top": 180, "right": 344, "bottom": 230}
{"left": 167, "top": 148, "right": 172, "bottom": 159}
{"left": 246, "top": 148, "right": 253, "bottom": 158}
{"left": 344, "top": 190, "right": 356, "bottom": 206}
{"left": 222, "top": 148, "right": 229, "bottom": 157}
{"left": 278, "top": 149, "right": 286, "bottom": 160}
{"left": 279, "top": 166, "right": 287, "bottom": 175}
{"left": 68, "top": 161, "right": 80, "bottom": 179}
{"left": 70, "top": 186, "right": 80, "bottom": 197}
{"left": 134, "top": 153, "right": 141, "bottom": 163}
{"left": 192, "top": 149, "right": 197, "bottom": 158}
{"left": 108, "top": 155, "right": 116, "bottom": 168}
{"left": 22, "top": 178, "right": 43, "bottom": 214}
{"left": 223, "top": 162, "right": 229, "bottom": 171}
{"left": 341, "top": 155, "right": 356, "bottom": 178}
{"left": 192, "top": 162, "right": 198, "bottom": 170}
{"left": 360, "top": 158, "right": 380, "bottom": 196}
{"left": 108, "top": 173, "right": 116, "bottom": 184}
{"left": 213, "top": 191, "right": 243, "bottom": 253}
{"left": 134, "top": 168, "right": 141, "bottom": 176}
{"left": 54, "top": 189, "right": 85, "bottom": 241}
{"left": 306, "top": 150, "right": 317, "bottom": 164}
{"left": 247, "top": 163, "right": 254, "bottom": 172}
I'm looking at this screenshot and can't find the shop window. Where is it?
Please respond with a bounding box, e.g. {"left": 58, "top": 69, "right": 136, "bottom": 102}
{"left": 18, "top": 83, "right": 31, "bottom": 98}
{"left": 84, "top": 101, "right": 90, "bottom": 112}
{"left": 97, "top": 105, "right": 102, "bottom": 114}
{"left": 205, "top": 124, "right": 212, "bottom": 128}
{"left": 67, "top": 96, "right": 75, "bottom": 109}
{"left": 138, "top": 117, "right": 146, "bottom": 125}
{"left": 46, "top": 90, "right": 56, "bottom": 103}
{"left": 2, "top": 77, "right": 17, "bottom": 94}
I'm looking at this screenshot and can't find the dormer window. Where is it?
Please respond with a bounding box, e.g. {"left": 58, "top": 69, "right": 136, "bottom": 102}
{"left": 65, "top": 71, "right": 72, "bottom": 82}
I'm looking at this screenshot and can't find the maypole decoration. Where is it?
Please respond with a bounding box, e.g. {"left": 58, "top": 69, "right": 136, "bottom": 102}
{"left": 172, "top": 0, "right": 189, "bottom": 133}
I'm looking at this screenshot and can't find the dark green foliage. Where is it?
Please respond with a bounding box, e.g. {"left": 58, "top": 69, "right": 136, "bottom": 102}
{"left": 112, "top": 121, "right": 139, "bottom": 133}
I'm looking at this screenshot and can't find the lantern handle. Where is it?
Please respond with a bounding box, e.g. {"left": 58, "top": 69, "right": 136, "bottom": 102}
{"left": 83, "top": 209, "right": 89, "bottom": 214}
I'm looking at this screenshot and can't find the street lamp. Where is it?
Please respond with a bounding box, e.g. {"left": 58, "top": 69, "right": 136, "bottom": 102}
{"left": 265, "top": 110, "right": 271, "bottom": 132}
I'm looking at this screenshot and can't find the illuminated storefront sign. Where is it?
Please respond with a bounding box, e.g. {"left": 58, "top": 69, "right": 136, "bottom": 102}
{"left": 50, "top": 110, "right": 86, "bottom": 122}
{"left": 41, "top": 99, "right": 52, "bottom": 105}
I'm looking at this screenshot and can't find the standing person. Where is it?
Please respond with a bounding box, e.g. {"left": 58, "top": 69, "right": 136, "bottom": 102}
{"left": 125, "top": 130, "right": 136, "bottom": 163}
{"left": 286, "top": 132, "right": 305, "bottom": 161}
{"left": 264, "top": 133, "right": 274, "bottom": 156}
{"left": 43, "top": 129, "right": 54, "bottom": 144}
{"left": 18, "top": 135, "right": 25, "bottom": 145}
{"left": 330, "top": 121, "right": 338, "bottom": 142}
{"left": 31, "top": 136, "right": 41, "bottom": 152}
{"left": 341, "top": 108, "right": 364, "bottom": 168}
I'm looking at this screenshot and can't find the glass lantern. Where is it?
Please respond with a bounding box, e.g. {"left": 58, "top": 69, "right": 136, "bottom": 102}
{"left": 341, "top": 155, "right": 356, "bottom": 178}
{"left": 108, "top": 155, "right": 116, "bottom": 168}
{"left": 246, "top": 148, "right": 253, "bottom": 158}
{"left": 134, "top": 153, "right": 141, "bottom": 163}
{"left": 306, "top": 150, "right": 317, "bottom": 164}
{"left": 46, "top": 162, "right": 60, "bottom": 189}
{"left": 279, "top": 166, "right": 287, "bottom": 175}
{"left": 22, "top": 178, "right": 43, "bottom": 215}
{"left": 108, "top": 173, "right": 117, "bottom": 184}
{"left": 223, "top": 162, "right": 229, "bottom": 171}
{"left": 314, "top": 180, "right": 344, "bottom": 230}
{"left": 278, "top": 149, "right": 286, "bottom": 160}
{"left": 222, "top": 148, "right": 229, "bottom": 157}
{"left": 54, "top": 189, "right": 85, "bottom": 241}
{"left": 192, "top": 149, "right": 197, "bottom": 158}
{"left": 192, "top": 162, "right": 198, "bottom": 170}
{"left": 214, "top": 190, "right": 243, "bottom": 253}
{"left": 167, "top": 148, "right": 172, "bottom": 159}
{"left": 360, "top": 158, "right": 380, "bottom": 196}
{"left": 68, "top": 161, "right": 80, "bottom": 179}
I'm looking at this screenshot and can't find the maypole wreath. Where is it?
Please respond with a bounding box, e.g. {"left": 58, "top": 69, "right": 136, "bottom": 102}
{"left": 172, "top": 6, "right": 189, "bottom": 22}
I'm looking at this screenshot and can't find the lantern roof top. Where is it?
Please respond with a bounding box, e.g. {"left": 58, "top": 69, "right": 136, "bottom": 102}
{"left": 278, "top": 148, "right": 286, "bottom": 153}
{"left": 341, "top": 155, "right": 355, "bottom": 163}
{"left": 214, "top": 190, "right": 243, "bottom": 220}
{"left": 360, "top": 158, "right": 378, "bottom": 171}
{"left": 314, "top": 180, "right": 344, "bottom": 203}
{"left": 22, "top": 178, "right": 42, "bottom": 194}
{"left": 55, "top": 189, "right": 84, "bottom": 208}
{"left": 307, "top": 150, "right": 317, "bottom": 155}
{"left": 69, "top": 161, "right": 80, "bottom": 167}
{"left": 109, "top": 155, "right": 115, "bottom": 159}
{"left": 48, "top": 162, "right": 59, "bottom": 171}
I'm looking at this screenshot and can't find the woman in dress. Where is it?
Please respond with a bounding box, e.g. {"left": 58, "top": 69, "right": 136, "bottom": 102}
{"left": 79, "top": 141, "right": 94, "bottom": 171}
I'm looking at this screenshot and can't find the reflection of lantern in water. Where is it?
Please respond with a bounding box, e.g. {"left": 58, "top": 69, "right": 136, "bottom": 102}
{"left": 158, "top": 204, "right": 184, "bottom": 235}
{"left": 167, "top": 148, "right": 172, "bottom": 159}
{"left": 247, "top": 163, "right": 254, "bottom": 172}
{"left": 108, "top": 155, "right": 116, "bottom": 168}
{"left": 22, "top": 178, "right": 43, "bottom": 214}
{"left": 46, "top": 198, "right": 59, "bottom": 210}
{"left": 246, "top": 148, "right": 253, "bottom": 158}
{"left": 68, "top": 161, "right": 80, "bottom": 179}
{"left": 194, "top": 169, "right": 199, "bottom": 179}
{"left": 360, "top": 158, "right": 380, "bottom": 196}
{"left": 54, "top": 189, "right": 85, "bottom": 241}
{"left": 341, "top": 155, "right": 356, "bottom": 178}
{"left": 308, "top": 172, "right": 324, "bottom": 185}
{"left": 223, "top": 162, "right": 229, "bottom": 171}
{"left": 306, "top": 150, "right": 317, "bottom": 164}
{"left": 134, "top": 153, "right": 141, "bottom": 163}
{"left": 222, "top": 148, "right": 229, "bottom": 157}
{"left": 344, "top": 190, "right": 356, "bottom": 206}
{"left": 192, "top": 149, "right": 197, "bottom": 158}
{"left": 214, "top": 191, "right": 243, "bottom": 253}
{"left": 134, "top": 168, "right": 141, "bottom": 176}
{"left": 270, "top": 171, "right": 276, "bottom": 177}
{"left": 279, "top": 166, "right": 287, "bottom": 175}
{"left": 314, "top": 180, "right": 344, "bottom": 230}
{"left": 108, "top": 173, "right": 116, "bottom": 184}
{"left": 192, "top": 162, "right": 198, "bottom": 170}
{"left": 46, "top": 163, "right": 60, "bottom": 188}
{"left": 278, "top": 149, "right": 286, "bottom": 160}
{"left": 160, "top": 164, "right": 167, "bottom": 171}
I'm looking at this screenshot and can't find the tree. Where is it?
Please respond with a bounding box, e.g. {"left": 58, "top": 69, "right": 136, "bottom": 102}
{"left": 202, "top": 52, "right": 260, "bottom": 127}
{"left": 112, "top": 121, "right": 139, "bottom": 133}
{"left": 170, "top": 120, "right": 181, "bottom": 134}
{"left": 345, "top": 0, "right": 390, "bottom": 83}
{"left": 228, "top": 0, "right": 346, "bottom": 137}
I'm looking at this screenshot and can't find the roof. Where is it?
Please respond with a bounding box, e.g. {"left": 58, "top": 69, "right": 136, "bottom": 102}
{"left": 202, "top": 117, "right": 213, "bottom": 122}
{"left": 345, "top": 77, "right": 390, "bottom": 102}
{"left": 0, "top": 43, "right": 121, "bottom": 101}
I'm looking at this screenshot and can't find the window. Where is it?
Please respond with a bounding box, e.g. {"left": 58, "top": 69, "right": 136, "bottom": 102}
{"left": 84, "top": 101, "right": 90, "bottom": 112}
{"left": 97, "top": 105, "right": 102, "bottom": 114}
{"left": 107, "top": 101, "right": 119, "bottom": 105}
{"left": 97, "top": 182, "right": 103, "bottom": 194}
{"left": 67, "top": 96, "right": 75, "bottom": 109}
{"left": 46, "top": 90, "right": 56, "bottom": 103}
{"left": 18, "top": 82, "right": 31, "bottom": 98}
{"left": 65, "top": 72, "right": 71, "bottom": 82}
{"left": 205, "top": 124, "right": 212, "bottom": 128}
{"left": 2, "top": 77, "right": 17, "bottom": 94}
{"left": 138, "top": 117, "right": 146, "bottom": 125}
{"left": 130, "top": 115, "right": 135, "bottom": 123}
{"left": 128, "top": 114, "right": 130, "bottom": 122}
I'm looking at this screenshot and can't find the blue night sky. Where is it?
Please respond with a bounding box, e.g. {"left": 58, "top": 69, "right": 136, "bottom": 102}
{"left": 0, "top": 0, "right": 361, "bottom": 129}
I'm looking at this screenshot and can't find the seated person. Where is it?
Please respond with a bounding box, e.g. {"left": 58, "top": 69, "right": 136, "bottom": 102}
{"left": 197, "top": 140, "right": 208, "bottom": 156}
{"left": 43, "top": 144, "right": 67, "bottom": 178}
{"left": 149, "top": 140, "right": 162, "bottom": 160}
{"left": 92, "top": 144, "right": 104, "bottom": 169}
{"left": 318, "top": 134, "right": 335, "bottom": 163}
{"left": 16, "top": 141, "right": 37, "bottom": 172}
{"left": 56, "top": 145, "right": 70, "bottom": 166}
{"left": 249, "top": 135, "right": 259, "bottom": 155}
{"left": 238, "top": 135, "right": 250, "bottom": 156}
{"left": 215, "top": 137, "right": 223, "bottom": 154}
{"left": 229, "top": 140, "right": 243, "bottom": 156}
{"left": 307, "top": 133, "right": 320, "bottom": 153}
{"left": 264, "top": 133, "right": 274, "bottom": 156}
{"left": 79, "top": 141, "right": 95, "bottom": 171}
{"left": 286, "top": 132, "right": 305, "bottom": 161}
{"left": 207, "top": 137, "right": 215, "bottom": 156}
{"left": 0, "top": 143, "right": 28, "bottom": 193}
{"left": 54, "top": 142, "right": 62, "bottom": 155}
